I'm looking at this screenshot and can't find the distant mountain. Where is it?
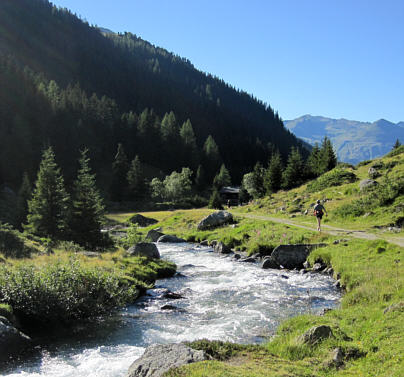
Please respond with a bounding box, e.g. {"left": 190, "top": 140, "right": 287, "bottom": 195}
{"left": 284, "top": 115, "right": 404, "bottom": 164}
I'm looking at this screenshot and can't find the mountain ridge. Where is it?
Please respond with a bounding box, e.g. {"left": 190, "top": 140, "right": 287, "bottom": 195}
{"left": 284, "top": 115, "right": 404, "bottom": 164}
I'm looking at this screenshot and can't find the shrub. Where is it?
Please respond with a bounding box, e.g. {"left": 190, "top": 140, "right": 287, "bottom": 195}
{"left": 0, "top": 257, "right": 139, "bottom": 327}
{"left": 385, "top": 144, "right": 404, "bottom": 158}
{"left": 0, "top": 223, "right": 33, "bottom": 258}
{"left": 307, "top": 169, "right": 357, "bottom": 192}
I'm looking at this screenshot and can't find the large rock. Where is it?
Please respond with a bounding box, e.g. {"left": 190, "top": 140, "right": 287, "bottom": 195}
{"left": 359, "top": 179, "right": 378, "bottom": 191}
{"left": 157, "top": 234, "right": 186, "bottom": 243}
{"left": 0, "top": 316, "right": 32, "bottom": 362}
{"left": 128, "top": 214, "right": 158, "bottom": 227}
{"left": 270, "top": 244, "right": 326, "bottom": 269}
{"left": 298, "top": 325, "right": 334, "bottom": 345}
{"left": 197, "top": 211, "right": 233, "bottom": 230}
{"left": 214, "top": 242, "right": 232, "bottom": 254}
{"left": 127, "top": 242, "right": 160, "bottom": 259}
{"left": 368, "top": 167, "right": 381, "bottom": 179}
{"left": 126, "top": 343, "right": 210, "bottom": 377}
{"left": 145, "top": 229, "right": 164, "bottom": 242}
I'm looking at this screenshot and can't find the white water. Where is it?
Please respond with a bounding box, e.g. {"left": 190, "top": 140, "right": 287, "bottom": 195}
{"left": 3, "top": 243, "right": 340, "bottom": 377}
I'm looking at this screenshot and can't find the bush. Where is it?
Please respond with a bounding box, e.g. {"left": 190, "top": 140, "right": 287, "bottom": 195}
{"left": 385, "top": 144, "right": 404, "bottom": 158}
{"left": 0, "top": 223, "right": 33, "bottom": 258}
{"left": 307, "top": 169, "right": 357, "bottom": 192}
{"left": 0, "top": 258, "right": 139, "bottom": 327}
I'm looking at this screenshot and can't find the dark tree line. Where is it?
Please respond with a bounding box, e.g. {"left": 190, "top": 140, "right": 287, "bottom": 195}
{"left": 0, "top": 0, "right": 308, "bottom": 196}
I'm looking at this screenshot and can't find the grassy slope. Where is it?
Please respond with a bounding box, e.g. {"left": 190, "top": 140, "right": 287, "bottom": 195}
{"left": 106, "top": 149, "right": 403, "bottom": 376}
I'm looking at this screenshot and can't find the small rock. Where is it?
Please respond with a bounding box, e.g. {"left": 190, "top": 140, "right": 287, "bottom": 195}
{"left": 383, "top": 301, "right": 404, "bottom": 314}
{"left": 239, "top": 257, "right": 257, "bottom": 263}
{"left": 233, "top": 253, "right": 241, "bottom": 260}
{"left": 214, "top": 242, "right": 232, "bottom": 254}
{"left": 377, "top": 247, "right": 386, "bottom": 254}
{"left": 303, "top": 261, "right": 310, "bottom": 269}
{"left": 298, "top": 325, "right": 334, "bottom": 345}
{"left": 162, "top": 291, "right": 184, "bottom": 300}
{"left": 199, "top": 240, "right": 209, "bottom": 246}
{"left": 281, "top": 274, "right": 289, "bottom": 279}
{"left": 126, "top": 343, "right": 210, "bottom": 377}
{"left": 262, "top": 256, "right": 280, "bottom": 269}
{"left": 146, "top": 229, "right": 164, "bottom": 242}
{"left": 334, "top": 280, "right": 341, "bottom": 289}
{"left": 304, "top": 209, "right": 309, "bottom": 215}
{"left": 157, "top": 234, "right": 186, "bottom": 243}
{"left": 127, "top": 243, "right": 160, "bottom": 259}
{"left": 128, "top": 214, "right": 158, "bottom": 227}
{"left": 160, "top": 305, "right": 185, "bottom": 312}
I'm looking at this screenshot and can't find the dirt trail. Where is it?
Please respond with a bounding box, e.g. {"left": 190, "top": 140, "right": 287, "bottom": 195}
{"left": 237, "top": 213, "right": 404, "bottom": 248}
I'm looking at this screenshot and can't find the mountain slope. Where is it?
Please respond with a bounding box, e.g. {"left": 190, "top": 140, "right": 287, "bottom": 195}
{"left": 0, "top": 0, "right": 306, "bottom": 190}
{"left": 284, "top": 115, "right": 404, "bottom": 164}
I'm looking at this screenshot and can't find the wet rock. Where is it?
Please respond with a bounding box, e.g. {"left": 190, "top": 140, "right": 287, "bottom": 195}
{"left": 261, "top": 256, "right": 280, "bottom": 269}
{"left": 0, "top": 317, "right": 32, "bottom": 363}
{"left": 239, "top": 256, "right": 257, "bottom": 263}
{"left": 281, "top": 274, "right": 289, "bottom": 279}
{"left": 162, "top": 291, "right": 184, "bottom": 300}
{"left": 160, "top": 305, "right": 186, "bottom": 312}
{"left": 233, "top": 253, "right": 241, "bottom": 260}
{"left": 126, "top": 343, "right": 210, "bottom": 377}
{"left": 214, "top": 242, "right": 232, "bottom": 254}
{"left": 128, "top": 214, "right": 158, "bottom": 227}
{"left": 197, "top": 211, "right": 233, "bottom": 230}
{"left": 299, "top": 325, "right": 334, "bottom": 345}
{"left": 303, "top": 260, "right": 310, "bottom": 269}
{"left": 312, "top": 262, "right": 326, "bottom": 272}
{"left": 199, "top": 240, "right": 209, "bottom": 246}
{"left": 146, "top": 229, "right": 164, "bottom": 242}
{"left": 157, "top": 234, "right": 186, "bottom": 243}
{"left": 334, "top": 280, "right": 341, "bottom": 289}
{"left": 127, "top": 242, "right": 160, "bottom": 259}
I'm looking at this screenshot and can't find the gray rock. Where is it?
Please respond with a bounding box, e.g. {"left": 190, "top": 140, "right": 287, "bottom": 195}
{"left": 299, "top": 325, "right": 334, "bottom": 345}
{"left": 368, "top": 167, "right": 381, "bottom": 179}
{"left": 359, "top": 179, "right": 378, "bottom": 191}
{"left": 0, "top": 317, "right": 32, "bottom": 362}
{"left": 128, "top": 214, "right": 158, "bottom": 227}
{"left": 271, "top": 244, "right": 327, "bottom": 270}
{"left": 262, "top": 256, "right": 280, "bottom": 269}
{"left": 127, "top": 243, "right": 160, "bottom": 259}
{"left": 126, "top": 343, "right": 210, "bottom": 377}
{"left": 213, "top": 242, "right": 232, "bottom": 254}
{"left": 145, "top": 229, "right": 164, "bottom": 242}
{"left": 303, "top": 261, "right": 310, "bottom": 269}
{"left": 157, "top": 235, "right": 186, "bottom": 243}
{"left": 197, "top": 211, "right": 233, "bottom": 230}
{"left": 233, "top": 253, "right": 241, "bottom": 260}
{"left": 332, "top": 347, "right": 345, "bottom": 366}
{"left": 383, "top": 301, "right": 404, "bottom": 314}
{"left": 312, "top": 262, "right": 326, "bottom": 272}
{"left": 199, "top": 240, "right": 209, "bottom": 246}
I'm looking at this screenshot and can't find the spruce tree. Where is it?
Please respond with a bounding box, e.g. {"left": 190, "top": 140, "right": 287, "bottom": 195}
{"left": 213, "top": 164, "right": 231, "bottom": 189}
{"left": 203, "top": 135, "right": 221, "bottom": 180}
{"left": 321, "top": 137, "right": 337, "bottom": 172}
{"left": 179, "top": 119, "right": 198, "bottom": 168}
{"left": 252, "top": 162, "right": 265, "bottom": 198}
{"left": 393, "top": 139, "right": 401, "bottom": 150}
{"left": 70, "top": 149, "right": 105, "bottom": 249}
{"left": 306, "top": 143, "right": 321, "bottom": 178}
{"left": 282, "top": 147, "right": 304, "bottom": 189}
{"left": 264, "top": 151, "right": 283, "bottom": 194}
{"left": 127, "top": 155, "right": 147, "bottom": 200}
{"left": 195, "top": 164, "right": 206, "bottom": 191}
{"left": 208, "top": 189, "right": 223, "bottom": 210}
{"left": 111, "top": 143, "right": 129, "bottom": 201}
{"left": 26, "top": 147, "right": 69, "bottom": 239}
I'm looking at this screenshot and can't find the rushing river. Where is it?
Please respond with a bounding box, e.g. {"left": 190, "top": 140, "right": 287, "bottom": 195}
{"left": 3, "top": 243, "right": 340, "bottom": 377}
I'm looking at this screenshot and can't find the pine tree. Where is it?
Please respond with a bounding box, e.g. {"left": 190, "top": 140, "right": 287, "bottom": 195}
{"left": 282, "top": 147, "right": 304, "bottom": 189}
{"left": 208, "top": 189, "right": 223, "bottom": 210}
{"left": 393, "top": 139, "right": 401, "bottom": 150}
{"left": 111, "top": 143, "right": 129, "bottom": 201}
{"left": 203, "top": 135, "right": 221, "bottom": 181}
{"left": 305, "top": 143, "right": 321, "bottom": 178}
{"left": 127, "top": 155, "right": 147, "bottom": 200}
{"left": 179, "top": 119, "right": 198, "bottom": 168}
{"left": 70, "top": 149, "right": 105, "bottom": 248}
{"left": 252, "top": 162, "right": 265, "bottom": 198}
{"left": 264, "top": 151, "right": 283, "bottom": 194}
{"left": 213, "top": 164, "right": 231, "bottom": 189}
{"left": 321, "top": 136, "right": 337, "bottom": 172}
{"left": 26, "top": 147, "right": 69, "bottom": 239}
{"left": 16, "top": 172, "right": 32, "bottom": 229}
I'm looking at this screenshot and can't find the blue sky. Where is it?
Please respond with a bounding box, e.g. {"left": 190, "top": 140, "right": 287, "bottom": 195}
{"left": 50, "top": 0, "right": 404, "bottom": 123}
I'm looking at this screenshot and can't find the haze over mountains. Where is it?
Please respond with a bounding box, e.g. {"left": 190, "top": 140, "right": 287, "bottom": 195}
{"left": 284, "top": 115, "right": 404, "bottom": 164}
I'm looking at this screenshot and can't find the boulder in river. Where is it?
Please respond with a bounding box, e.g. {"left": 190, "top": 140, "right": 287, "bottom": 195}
{"left": 197, "top": 211, "right": 233, "bottom": 230}
{"left": 270, "top": 244, "right": 326, "bottom": 269}
{"left": 157, "top": 234, "right": 186, "bottom": 243}
{"left": 127, "top": 242, "right": 160, "bottom": 259}
{"left": 145, "top": 229, "right": 164, "bottom": 242}
{"left": 214, "top": 242, "right": 233, "bottom": 254}
{"left": 128, "top": 214, "right": 158, "bottom": 227}
{"left": 261, "top": 256, "right": 280, "bottom": 269}
{"left": 126, "top": 343, "right": 210, "bottom": 377}
{"left": 0, "top": 316, "right": 32, "bottom": 363}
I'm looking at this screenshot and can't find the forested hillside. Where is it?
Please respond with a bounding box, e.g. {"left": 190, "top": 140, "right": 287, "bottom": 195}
{"left": 0, "top": 0, "right": 306, "bottom": 195}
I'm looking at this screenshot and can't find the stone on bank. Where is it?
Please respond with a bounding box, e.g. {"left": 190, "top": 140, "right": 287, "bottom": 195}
{"left": 127, "top": 242, "right": 160, "bottom": 259}
{"left": 197, "top": 210, "right": 233, "bottom": 230}
{"left": 126, "top": 343, "right": 210, "bottom": 377}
